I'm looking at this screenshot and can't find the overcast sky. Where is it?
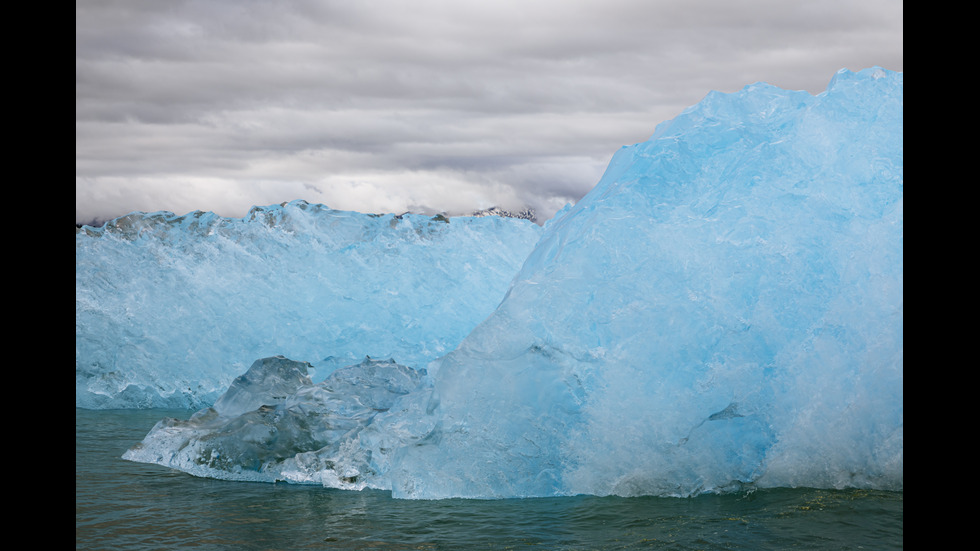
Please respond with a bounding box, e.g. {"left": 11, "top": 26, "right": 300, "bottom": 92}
{"left": 76, "top": 0, "right": 903, "bottom": 225}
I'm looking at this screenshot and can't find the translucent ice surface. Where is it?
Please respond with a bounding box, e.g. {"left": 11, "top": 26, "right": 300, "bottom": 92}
{"left": 123, "top": 68, "right": 902, "bottom": 499}
{"left": 123, "top": 355, "right": 426, "bottom": 487}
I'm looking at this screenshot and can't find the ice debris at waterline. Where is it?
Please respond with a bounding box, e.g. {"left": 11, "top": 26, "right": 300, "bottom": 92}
{"left": 76, "top": 203, "right": 541, "bottom": 409}
{"left": 124, "top": 356, "right": 427, "bottom": 484}
{"left": 124, "top": 67, "right": 902, "bottom": 499}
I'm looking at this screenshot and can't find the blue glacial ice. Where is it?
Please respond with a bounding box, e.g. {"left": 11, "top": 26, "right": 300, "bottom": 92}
{"left": 76, "top": 203, "right": 542, "bottom": 409}
{"left": 120, "top": 67, "right": 902, "bottom": 499}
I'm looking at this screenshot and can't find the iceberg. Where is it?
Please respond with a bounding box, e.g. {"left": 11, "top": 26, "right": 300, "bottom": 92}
{"left": 76, "top": 203, "right": 542, "bottom": 409}
{"left": 390, "top": 67, "right": 903, "bottom": 498}
{"left": 122, "top": 67, "right": 902, "bottom": 499}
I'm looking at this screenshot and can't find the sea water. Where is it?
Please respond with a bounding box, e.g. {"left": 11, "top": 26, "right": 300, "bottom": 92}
{"left": 77, "top": 408, "right": 902, "bottom": 550}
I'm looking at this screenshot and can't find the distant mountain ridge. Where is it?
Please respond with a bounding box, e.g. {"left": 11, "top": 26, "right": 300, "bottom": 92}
{"left": 469, "top": 206, "right": 536, "bottom": 223}
{"left": 78, "top": 205, "right": 539, "bottom": 229}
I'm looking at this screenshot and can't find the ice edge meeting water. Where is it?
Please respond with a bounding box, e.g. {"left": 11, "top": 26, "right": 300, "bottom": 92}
{"left": 77, "top": 67, "right": 903, "bottom": 500}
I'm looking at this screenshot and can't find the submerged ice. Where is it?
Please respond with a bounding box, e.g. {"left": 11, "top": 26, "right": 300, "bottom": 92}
{"left": 76, "top": 204, "right": 541, "bottom": 409}
{"left": 121, "top": 68, "right": 902, "bottom": 499}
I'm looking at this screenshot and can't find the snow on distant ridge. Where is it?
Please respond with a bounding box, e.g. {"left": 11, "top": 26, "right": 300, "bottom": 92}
{"left": 469, "top": 206, "right": 537, "bottom": 223}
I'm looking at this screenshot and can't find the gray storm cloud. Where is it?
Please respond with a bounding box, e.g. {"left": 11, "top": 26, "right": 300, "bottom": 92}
{"left": 76, "top": 0, "right": 903, "bottom": 225}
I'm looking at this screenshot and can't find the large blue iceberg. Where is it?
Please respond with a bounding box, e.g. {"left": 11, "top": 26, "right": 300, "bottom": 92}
{"left": 76, "top": 204, "right": 542, "bottom": 409}
{"left": 121, "top": 67, "right": 902, "bottom": 499}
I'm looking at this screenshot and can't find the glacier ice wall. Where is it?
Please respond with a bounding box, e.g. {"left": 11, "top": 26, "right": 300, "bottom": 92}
{"left": 124, "top": 67, "right": 902, "bottom": 499}
{"left": 76, "top": 201, "right": 541, "bottom": 409}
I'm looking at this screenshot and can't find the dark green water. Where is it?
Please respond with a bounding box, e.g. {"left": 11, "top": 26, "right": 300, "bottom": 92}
{"left": 76, "top": 408, "right": 902, "bottom": 550}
